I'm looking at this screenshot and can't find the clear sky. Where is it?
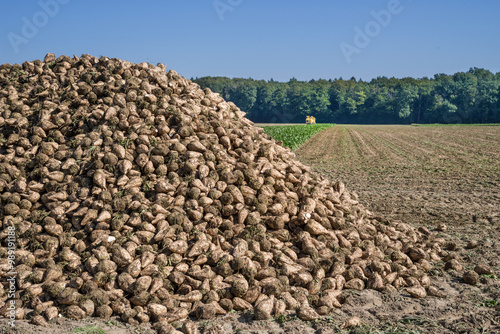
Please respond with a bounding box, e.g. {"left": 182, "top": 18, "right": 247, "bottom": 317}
{"left": 1, "top": 0, "right": 499, "bottom": 82}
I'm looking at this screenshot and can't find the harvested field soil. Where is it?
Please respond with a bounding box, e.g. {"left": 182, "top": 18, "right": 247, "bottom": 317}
{"left": 297, "top": 125, "right": 500, "bottom": 227}
{"left": 294, "top": 124, "right": 500, "bottom": 333}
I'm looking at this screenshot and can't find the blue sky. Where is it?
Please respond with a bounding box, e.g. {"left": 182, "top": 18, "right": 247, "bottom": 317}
{"left": 1, "top": 0, "right": 499, "bottom": 82}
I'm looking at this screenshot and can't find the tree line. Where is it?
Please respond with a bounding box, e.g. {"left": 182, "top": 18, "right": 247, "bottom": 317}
{"left": 193, "top": 68, "right": 500, "bottom": 124}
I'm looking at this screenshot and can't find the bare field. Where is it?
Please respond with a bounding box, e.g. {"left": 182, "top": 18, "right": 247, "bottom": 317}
{"left": 293, "top": 124, "right": 500, "bottom": 333}
{"left": 297, "top": 125, "right": 500, "bottom": 226}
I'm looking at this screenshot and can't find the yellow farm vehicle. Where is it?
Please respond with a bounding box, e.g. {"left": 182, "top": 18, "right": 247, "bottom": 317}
{"left": 306, "top": 116, "right": 316, "bottom": 124}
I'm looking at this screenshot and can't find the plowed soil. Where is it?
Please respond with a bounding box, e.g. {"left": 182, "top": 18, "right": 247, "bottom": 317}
{"left": 294, "top": 124, "right": 500, "bottom": 333}
{"left": 297, "top": 125, "right": 500, "bottom": 227}
{"left": 2, "top": 125, "right": 499, "bottom": 334}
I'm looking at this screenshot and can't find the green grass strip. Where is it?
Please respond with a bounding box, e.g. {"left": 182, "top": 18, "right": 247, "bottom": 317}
{"left": 262, "top": 124, "right": 335, "bottom": 150}
{"left": 72, "top": 325, "right": 106, "bottom": 334}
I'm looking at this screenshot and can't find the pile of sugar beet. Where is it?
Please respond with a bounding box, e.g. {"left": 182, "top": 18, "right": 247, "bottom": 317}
{"left": 0, "top": 54, "right": 475, "bottom": 331}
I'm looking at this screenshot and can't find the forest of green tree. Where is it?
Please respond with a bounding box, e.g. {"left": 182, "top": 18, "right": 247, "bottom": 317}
{"left": 193, "top": 68, "right": 500, "bottom": 124}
